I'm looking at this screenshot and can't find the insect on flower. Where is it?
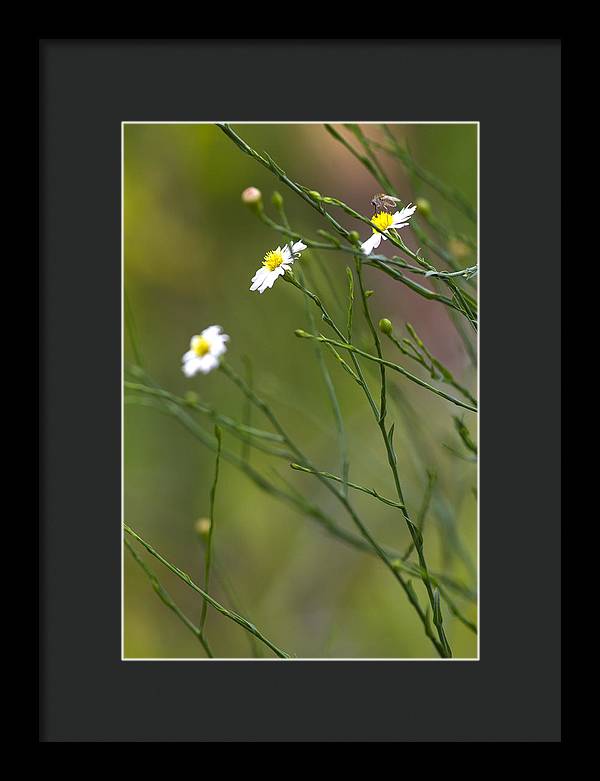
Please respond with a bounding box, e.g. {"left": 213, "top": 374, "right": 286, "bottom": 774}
{"left": 370, "top": 193, "right": 402, "bottom": 213}
{"left": 182, "top": 325, "right": 229, "bottom": 377}
{"left": 250, "top": 240, "right": 307, "bottom": 294}
{"left": 361, "top": 203, "right": 417, "bottom": 255}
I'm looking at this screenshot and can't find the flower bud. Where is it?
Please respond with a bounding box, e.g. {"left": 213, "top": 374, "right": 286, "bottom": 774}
{"left": 271, "top": 190, "right": 284, "bottom": 209}
{"left": 294, "top": 329, "right": 310, "bottom": 338}
{"left": 448, "top": 238, "right": 469, "bottom": 259}
{"left": 241, "top": 186, "right": 263, "bottom": 212}
{"left": 184, "top": 390, "right": 199, "bottom": 405}
{"left": 194, "top": 517, "right": 211, "bottom": 538}
{"left": 379, "top": 318, "right": 393, "bottom": 336}
{"left": 348, "top": 230, "right": 361, "bottom": 245}
{"left": 307, "top": 190, "right": 322, "bottom": 200}
{"left": 365, "top": 289, "right": 374, "bottom": 298}
{"left": 416, "top": 198, "right": 431, "bottom": 217}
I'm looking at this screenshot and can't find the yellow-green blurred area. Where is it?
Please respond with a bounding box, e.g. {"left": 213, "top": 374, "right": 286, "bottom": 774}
{"left": 124, "top": 123, "right": 477, "bottom": 659}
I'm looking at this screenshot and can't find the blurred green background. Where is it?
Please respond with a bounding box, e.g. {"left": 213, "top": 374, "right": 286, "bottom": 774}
{"left": 124, "top": 123, "right": 477, "bottom": 659}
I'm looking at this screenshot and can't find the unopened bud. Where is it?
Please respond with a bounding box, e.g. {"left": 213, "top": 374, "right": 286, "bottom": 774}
{"left": 416, "top": 198, "right": 431, "bottom": 217}
{"left": 448, "top": 238, "right": 469, "bottom": 259}
{"left": 348, "top": 230, "right": 361, "bottom": 245}
{"left": 271, "top": 191, "right": 284, "bottom": 209}
{"left": 294, "top": 329, "right": 310, "bottom": 338}
{"left": 307, "top": 190, "right": 322, "bottom": 200}
{"left": 365, "top": 289, "right": 374, "bottom": 298}
{"left": 194, "top": 518, "right": 211, "bottom": 538}
{"left": 379, "top": 318, "right": 393, "bottom": 336}
{"left": 184, "top": 391, "right": 199, "bottom": 405}
{"left": 241, "top": 186, "right": 263, "bottom": 211}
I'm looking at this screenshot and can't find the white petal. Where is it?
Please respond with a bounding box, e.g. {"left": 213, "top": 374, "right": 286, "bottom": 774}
{"left": 251, "top": 266, "right": 268, "bottom": 283}
{"left": 211, "top": 336, "right": 228, "bottom": 358}
{"left": 182, "top": 350, "right": 195, "bottom": 362}
{"left": 391, "top": 203, "right": 417, "bottom": 227}
{"left": 281, "top": 245, "right": 292, "bottom": 261}
{"left": 292, "top": 240, "right": 307, "bottom": 253}
{"left": 361, "top": 233, "right": 382, "bottom": 255}
{"left": 258, "top": 270, "right": 278, "bottom": 293}
{"left": 201, "top": 325, "right": 221, "bottom": 339}
{"left": 182, "top": 357, "right": 202, "bottom": 377}
{"left": 198, "top": 354, "right": 219, "bottom": 373}
{"left": 250, "top": 267, "right": 268, "bottom": 290}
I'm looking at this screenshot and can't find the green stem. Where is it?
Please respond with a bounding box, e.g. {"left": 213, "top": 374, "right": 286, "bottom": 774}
{"left": 128, "top": 368, "right": 477, "bottom": 608}
{"left": 402, "top": 471, "right": 436, "bottom": 562}
{"left": 294, "top": 330, "right": 477, "bottom": 413}
{"left": 199, "top": 426, "right": 222, "bottom": 637}
{"left": 290, "top": 463, "right": 404, "bottom": 509}
{"left": 354, "top": 261, "right": 452, "bottom": 658}
{"left": 125, "top": 538, "right": 213, "bottom": 657}
{"left": 124, "top": 524, "right": 292, "bottom": 659}
{"left": 219, "top": 123, "right": 477, "bottom": 327}
{"left": 219, "top": 360, "right": 448, "bottom": 658}
{"left": 298, "top": 266, "right": 349, "bottom": 495}
{"left": 380, "top": 126, "right": 477, "bottom": 223}
{"left": 125, "top": 381, "right": 293, "bottom": 459}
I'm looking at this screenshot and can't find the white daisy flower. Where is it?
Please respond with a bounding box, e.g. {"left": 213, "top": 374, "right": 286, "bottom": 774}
{"left": 182, "top": 325, "right": 229, "bottom": 377}
{"left": 250, "top": 241, "right": 307, "bottom": 294}
{"left": 360, "top": 204, "right": 417, "bottom": 255}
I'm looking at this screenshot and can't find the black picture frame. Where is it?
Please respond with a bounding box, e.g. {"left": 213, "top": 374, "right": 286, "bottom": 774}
{"left": 39, "top": 38, "right": 562, "bottom": 742}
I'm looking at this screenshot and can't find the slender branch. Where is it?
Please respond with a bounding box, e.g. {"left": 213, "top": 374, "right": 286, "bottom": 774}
{"left": 380, "top": 125, "right": 477, "bottom": 223}
{"left": 383, "top": 325, "right": 477, "bottom": 407}
{"left": 402, "top": 471, "right": 436, "bottom": 562}
{"left": 298, "top": 266, "right": 349, "bottom": 495}
{"left": 128, "top": 366, "right": 476, "bottom": 605}
{"left": 125, "top": 538, "right": 213, "bottom": 657}
{"left": 219, "top": 359, "right": 450, "bottom": 658}
{"left": 219, "top": 123, "right": 477, "bottom": 326}
{"left": 290, "top": 463, "right": 404, "bottom": 509}
{"left": 199, "top": 426, "right": 222, "bottom": 638}
{"left": 293, "top": 329, "right": 477, "bottom": 413}
{"left": 354, "top": 260, "right": 452, "bottom": 658}
{"left": 124, "top": 525, "right": 292, "bottom": 659}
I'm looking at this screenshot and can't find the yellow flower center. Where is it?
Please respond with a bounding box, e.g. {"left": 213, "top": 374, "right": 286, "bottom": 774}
{"left": 371, "top": 211, "right": 394, "bottom": 233}
{"left": 192, "top": 336, "right": 210, "bottom": 357}
{"left": 263, "top": 249, "right": 285, "bottom": 271}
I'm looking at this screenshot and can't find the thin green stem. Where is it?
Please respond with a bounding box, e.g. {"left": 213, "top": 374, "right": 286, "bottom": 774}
{"left": 285, "top": 273, "right": 379, "bottom": 418}
{"left": 241, "top": 355, "right": 253, "bottom": 465}
{"left": 290, "top": 463, "right": 404, "bottom": 509}
{"left": 199, "top": 426, "right": 222, "bottom": 637}
{"left": 128, "top": 367, "right": 476, "bottom": 610}
{"left": 298, "top": 266, "right": 349, "bottom": 495}
{"left": 402, "top": 471, "right": 436, "bottom": 562}
{"left": 124, "top": 524, "right": 291, "bottom": 659}
{"left": 354, "top": 260, "right": 452, "bottom": 658}
{"left": 132, "top": 384, "right": 477, "bottom": 629}
{"left": 293, "top": 330, "right": 477, "bottom": 413}
{"left": 124, "top": 287, "right": 144, "bottom": 368}
{"left": 384, "top": 326, "right": 477, "bottom": 407}
{"left": 125, "top": 381, "right": 294, "bottom": 459}
{"left": 380, "top": 125, "right": 477, "bottom": 223}
{"left": 125, "top": 538, "right": 213, "bottom": 657}
{"left": 219, "top": 359, "right": 448, "bottom": 658}
{"left": 219, "top": 122, "right": 477, "bottom": 328}
{"left": 324, "top": 124, "right": 477, "bottom": 321}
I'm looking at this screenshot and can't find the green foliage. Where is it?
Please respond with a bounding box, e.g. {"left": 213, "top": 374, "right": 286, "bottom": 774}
{"left": 124, "top": 123, "right": 477, "bottom": 659}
